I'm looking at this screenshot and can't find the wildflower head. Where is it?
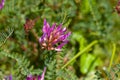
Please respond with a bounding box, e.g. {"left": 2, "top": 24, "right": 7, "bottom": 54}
{"left": 0, "top": 0, "right": 5, "bottom": 10}
{"left": 4, "top": 75, "right": 12, "bottom": 80}
{"left": 26, "top": 67, "right": 46, "bottom": 80}
{"left": 24, "top": 17, "right": 39, "bottom": 33}
{"left": 115, "top": 0, "right": 120, "bottom": 15}
{"left": 39, "top": 19, "right": 71, "bottom": 51}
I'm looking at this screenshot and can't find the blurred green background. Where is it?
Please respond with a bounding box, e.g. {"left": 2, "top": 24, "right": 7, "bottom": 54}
{"left": 0, "top": 0, "right": 120, "bottom": 80}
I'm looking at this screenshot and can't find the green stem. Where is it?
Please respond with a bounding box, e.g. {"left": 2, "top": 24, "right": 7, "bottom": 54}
{"left": 62, "top": 12, "right": 67, "bottom": 24}
{"left": 62, "top": 40, "right": 98, "bottom": 69}
{"left": 108, "top": 43, "right": 116, "bottom": 72}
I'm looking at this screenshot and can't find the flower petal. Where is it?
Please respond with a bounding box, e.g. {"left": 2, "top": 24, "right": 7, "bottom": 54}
{"left": 26, "top": 75, "right": 33, "bottom": 80}
{"left": 42, "top": 19, "right": 50, "bottom": 33}
{"left": 58, "top": 32, "right": 71, "bottom": 42}
{"left": 55, "top": 40, "right": 69, "bottom": 51}
{"left": 62, "top": 27, "right": 67, "bottom": 32}
{"left": 4, "top": 75, "right": 12, "bottom": 80}
{"left": 63, "top": 32, "right": 71, "bottom": 41}
{"left": 48, "top": 23, "right": 56, "bottom": 38}
{"left": 50, "top": 23, "right": 56, "bottom": 32}
{"left": 40, "top": 67, "right": 46, "bottom": 80}
{"left": 39, "top": 34, "right": 45, "bottom": 43}
{"left": 56, "top": 24, "right": 62, "bottom": 31}
{"left": 0, "top": 0, "right": 5, "bottom": 10}
{"left": 9, "top": 75, "right": 12, "bottom": 80}
{"left": 38, "top": 75, "right": 41, "bottom": 80}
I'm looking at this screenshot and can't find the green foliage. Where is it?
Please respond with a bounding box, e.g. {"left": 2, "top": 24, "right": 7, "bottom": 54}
{"left": 95, "top": 64, "right": 120, "bottom": 80}
{"left": 0, "top": 0, "right": 120, "bottom": 80}
{"left": 45, "top": 59, "right": 57, "bottom": 80}
{"left": 0, "top": 28, "right": 14, "bottom": 47}
{"left": 80, "top": 53, "right": 102, "bottom": 74}
{"left": 0, "top": 49, "right": 42, "bottom": 79}
{"left": 56, "top": 69, "right": 78, "bottom": 80}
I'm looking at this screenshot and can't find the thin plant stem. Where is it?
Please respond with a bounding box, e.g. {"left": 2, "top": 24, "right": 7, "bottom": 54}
{"left": 62, "top": 40, "right": 98, "bottom": 69}
{"left": 62, "top": 12, "right": 67, "bottom": 24}
{"left": 108, "top": 43, "right": 116, "bottom": 72}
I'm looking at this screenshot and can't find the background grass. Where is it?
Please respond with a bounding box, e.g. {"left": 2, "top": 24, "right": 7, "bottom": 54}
{"left": 0, "top": 0, "right": 120, "bottom": 80}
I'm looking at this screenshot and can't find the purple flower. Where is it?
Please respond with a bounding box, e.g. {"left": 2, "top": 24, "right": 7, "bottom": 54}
{"left": 4, "top": 75, "right": 12, "bottom": 80}
{"left": 26, "top": 67, "right": 46, "bottom": 80}
{"left": 0, "top": 0, "right": 5, "bottom": 10}
{"left": 115, "top": 0, "right": 120, "bottom": 15}
{"left": 39, "top": 19, "right": 71, "bottom": 51}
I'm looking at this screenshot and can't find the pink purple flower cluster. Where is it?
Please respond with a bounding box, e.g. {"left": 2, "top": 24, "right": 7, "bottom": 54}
{"left": 0, "top": 0, "right": 5, "bottom": 10}
{"left": 26, "top": 67, "right": 46, "bottom": 80}
{"left": 39, "top": 19, "right": 71, "bottom": 51}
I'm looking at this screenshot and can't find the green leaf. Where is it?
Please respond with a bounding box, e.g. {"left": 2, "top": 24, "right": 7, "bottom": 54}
{"left": 80, "top": 53, "right": 102, "bottom": 74}
{"left": 80, "top": 53, "right": 95, "bottom": 74}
